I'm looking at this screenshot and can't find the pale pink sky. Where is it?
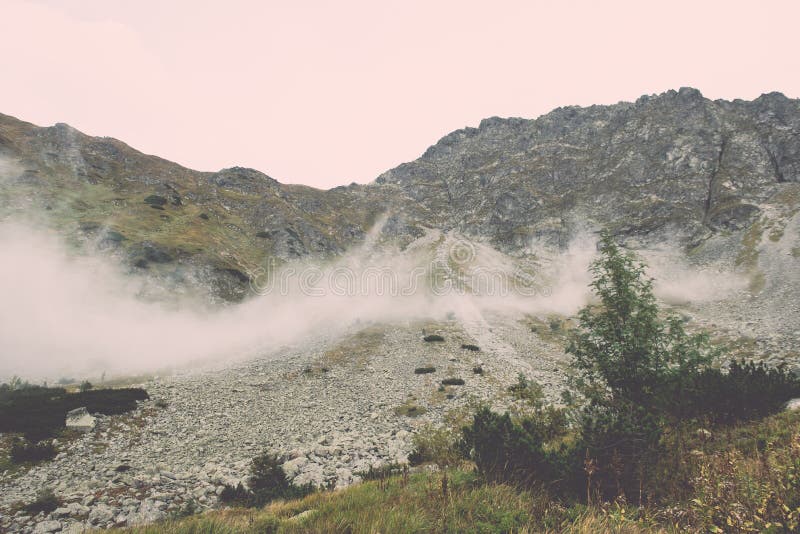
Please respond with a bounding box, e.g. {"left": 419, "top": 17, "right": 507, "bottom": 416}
{"left": 1, "top": 1, "right": 798, "bottom": 189}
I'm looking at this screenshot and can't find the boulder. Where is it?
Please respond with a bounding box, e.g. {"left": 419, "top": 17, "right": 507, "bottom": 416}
{"left": 293, "top": 463, "right": 325, "bottom": 487}
{"left": 65, "top": 408, "right": 96, "bottom": 432}
{"left": 33, "top": 520, "right": 62, "bottom": 533}
{"left": 127, "top": 500, "right": 166, "bottom": 526}
{"left": 282, "top": 456, "right": 309, "bottom": 478}
{"left": 88, "top": 504, "right": 114, "bottom": 525}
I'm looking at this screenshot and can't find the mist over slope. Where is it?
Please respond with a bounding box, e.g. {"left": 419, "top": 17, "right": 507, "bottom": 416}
{"left": 0, "top": 88, "right": 799, "bottom": 378}
{"left": 0, "top": 217, "right": 749, "bottom": 380}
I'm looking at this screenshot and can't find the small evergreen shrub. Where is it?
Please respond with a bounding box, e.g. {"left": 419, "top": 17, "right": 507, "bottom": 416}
{"left": 473, "top": 366, "right": 484, "bottom": 375}
{"left": 414, "top": 367, "right": 436, "bottom": 374}
{"left": 461, "top": 344, "right": 480, "bottom": 352}
{"left": 679, "top": 359, "right": 800, "bottom": 424}
{"left": 441, "top": 378, "right": 465, "bottom": 386}
{"left": 218, "top": 482, "right": 250, "bottom": 506}
{"left": 217, "top": 452, "right": 316, "bottom": 508}
{"left": 23, "top": 489, "right": 59, "bottom": 515}
{"left": 0, "top": 386, "right": 148, "bottom": 440}
{"left": 10, "top": 438, "right": 57, "bottom": 464}
{"left": 423, "top": 335, "right": 445, "bottom": 342}
{"left": 249, "top": 452, "right": 314, "bottom": 506}
{"left": 460, "top": 407, "right": 576, "bottom": 490}
{"left": 143, "top": 195, "right": 167, "bottom": 207}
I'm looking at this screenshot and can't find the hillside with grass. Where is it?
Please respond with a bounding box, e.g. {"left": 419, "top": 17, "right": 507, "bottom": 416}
{"left": 113, "top": 409, "right": 800, "bottom": 533}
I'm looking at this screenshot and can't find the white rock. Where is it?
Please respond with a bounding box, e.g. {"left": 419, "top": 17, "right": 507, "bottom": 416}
{"left": 33, "top": 520, "right": 62, "bottom": 533}
{"left": 88, "top": 504, "right": 114, "bottom": 525}
{"left": 785, "top": 398, "right": 800, "bottom": 411}
{"left": 65, "top": 408, "right": 96, "bottom": 432}
{"left": 127, "top": 501, "right": 166, "bottom": 526}
{"left": 282, "top": 457, "right": 308, "bottom": 477}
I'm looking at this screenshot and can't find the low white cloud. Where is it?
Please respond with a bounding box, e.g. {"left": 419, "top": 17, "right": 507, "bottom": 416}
{"left": 0, "top": 215, "right": 746, "bottom": 382}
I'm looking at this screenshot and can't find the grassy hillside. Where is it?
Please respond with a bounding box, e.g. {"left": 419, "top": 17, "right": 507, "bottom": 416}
{"left": 0, "top": 113, "right": 390, "bottom": 301}
{"left": 114, "top": 409, "right": 800, "bottom": 533}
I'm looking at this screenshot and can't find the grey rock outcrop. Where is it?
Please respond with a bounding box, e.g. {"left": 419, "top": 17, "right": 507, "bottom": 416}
{"left": 2, "top": 88, "right": 799, "bottom": 301}
{"left": 65, "top": 408, "right": 96, "bottom": 432}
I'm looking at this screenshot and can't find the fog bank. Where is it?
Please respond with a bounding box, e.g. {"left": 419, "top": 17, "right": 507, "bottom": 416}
{"left": 0, "top": 221, "right": 745, "bottom": 382}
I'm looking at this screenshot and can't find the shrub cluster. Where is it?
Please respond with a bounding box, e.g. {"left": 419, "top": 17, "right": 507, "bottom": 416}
{"left": 22, "top": 489, "right": 60, "bottom": 515}
{"left": 459, "top": 234, "right": 800, "bottom": 507}
{"left": 219, "top": 452, "right": 315, "bottom": 508}
{"left": 10, "top": 438, "right": 57, "bottom": 464}
{"left": 423, "top": 334, "right": 445, "bottom": 342}
{"left": 0, "top": 386, "right": 149, "bottom": 440}
{"left": 441, "top": 378, "right": 465, "bottom": 386}
{"left": 461, "top": 406, "right": 577, "bottom": 489}
{"left": 679, "top": 359, "right": 800, "bottom": 424}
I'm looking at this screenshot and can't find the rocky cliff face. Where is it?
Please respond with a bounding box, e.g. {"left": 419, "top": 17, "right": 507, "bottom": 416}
{"left": 1, "top": 88, "right": 799, "bottom": 300}
{"left": 377, "top": 88, "right": 800, "bottom": 250}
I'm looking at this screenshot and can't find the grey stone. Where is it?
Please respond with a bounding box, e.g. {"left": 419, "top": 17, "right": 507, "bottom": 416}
{"left": 33, "top": 520, "right": 61, "bottom": 533}
{"left": 65, "top": 408, "right": 95, "bottom": 432}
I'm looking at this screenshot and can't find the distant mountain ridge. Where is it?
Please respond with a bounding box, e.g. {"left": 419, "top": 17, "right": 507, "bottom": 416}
{"left": 1, "top": 88, "right": 798, "bottom": 301}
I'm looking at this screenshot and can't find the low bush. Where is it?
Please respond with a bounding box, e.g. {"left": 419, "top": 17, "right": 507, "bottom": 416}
{"left": 143, "top": 195, "right": 167, "bottom": 207}
{"left": 423, "top": 334, "right": 445, "bottom": 342}
{"left": 10, "top": 438, "right": 57, "bottom": 464}
{"left": 0, "top": 386, "right": 149, "bottom": 440}
{"left": 218, "top": 452, "right": 315, "bottom": 508}
{"left": 249, "top": 453, "right": 315, "bottom": 507}
{"left": 218, "top": 482, "right": 250, "bottom": 506}
{"left": 473, "top": 366, "right": 484, "bottom": 375}
{"left": 413, "top": 367, "right": 436, "bottom": 374}
{"left": 460, "top": 406, "right": 578, "bottom": 490}
{"left": 23, "top": 489, "right": 60, "bottom": 515}
{"left": 461, "top": 344, "right": 480, "bottom": 352}
{"left": 441, "top": 378, "right": 465, "bottom": 386}
{"left": 678, "top": 359, "right": 800, "bottom": 424}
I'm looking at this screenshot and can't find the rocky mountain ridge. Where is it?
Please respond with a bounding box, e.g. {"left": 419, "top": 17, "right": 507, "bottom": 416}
{"left": 1, "top": 88, "right": 798, "bottom": 302}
